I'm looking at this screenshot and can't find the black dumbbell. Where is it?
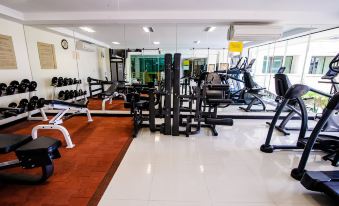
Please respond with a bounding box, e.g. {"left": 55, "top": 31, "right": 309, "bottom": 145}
{"left": 69, "top": 90, "right": 75, "bottom": 99}
{"left": 30, "top": 96, "right": 39, "bottom": 103}
{"left": 58, "top": 77, "right": 64, "bottom": 87}
{"left": 21, "top": 79, "right": 31, "bottom": 87}
{"left": 28, "top": 81, "right": 37, "bottom": 91}
{"left": 6, "top": 86, "right": 15, "bottom": 95}
{"left": 18, "top": 99, "right": 29, "bottom": 109}
{"left": 8, "top": 102, "right": 18, "bottom": 108}
{"left": 74, "top": 90, "right": 79, "bottom": 97}
{"left": 63, "top": 78, "right": 69, "bottom": 86}
{"left": 10, "top": 80, "right": 20, "bottom": 89}
{"left": 51, "top": 77, "right": 58, "bottom": 86}
{"left": 18, "top": 83, "right": 27, "bottom": 93}
{"left": 37, "top": 98, "right": 45, "bottom": 108}
{"left": 27, "top": 101, "right": 37, "bottom": 111}
{"left": 83, "top": 90, "right": 87, "bottom": 95}
{"left": 69, "top": 78, "right": 73, "bottom": 85}
{"left": 58, "top": 91, "right": 65, "bottom": 100}
{"left": 64, "top": 90, "right": 70, "bottom": 100}
{"left": 79, "top": 89, "right": 83, "bottom": 96}
{"left": 28, "top": 96, "right": 39, "bottom": 111}
{"left": 0, "top": 83, "right": 7, "bottom": 96}
{"left": 73, "top": 78, "right": 77, "bottom": 84}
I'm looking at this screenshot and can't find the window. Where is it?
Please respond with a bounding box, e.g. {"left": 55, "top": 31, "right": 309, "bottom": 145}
{"left": 262, "top": 56, "right": 293, "bottom": 73}
{"left": 308, "top": 56, "right": 334, "bottom": 74}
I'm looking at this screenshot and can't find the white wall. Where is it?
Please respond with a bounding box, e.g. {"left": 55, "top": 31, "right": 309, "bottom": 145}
{"left": 0, "top": 17, "right": 109, "bottom": 109}
{"left": 0, "top": 18, "right": 32, "bottom": 107}
{"left": 24, "top": 25, "right": 79, "bottom": 99}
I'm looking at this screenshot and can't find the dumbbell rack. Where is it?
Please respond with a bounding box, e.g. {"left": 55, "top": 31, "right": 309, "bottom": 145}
{"left": 51, "top": 82, "right": 87, "bottom": 103}
{"left": 0, "top": 88, "right": 48, "bottom": 126}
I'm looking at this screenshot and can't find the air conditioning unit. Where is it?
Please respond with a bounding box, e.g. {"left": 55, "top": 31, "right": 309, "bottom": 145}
{"left": 76, "top": 40, "right": 96, "bottom": 52}
{"left": 227, "top": 25, "right": 283, "bottom": 41}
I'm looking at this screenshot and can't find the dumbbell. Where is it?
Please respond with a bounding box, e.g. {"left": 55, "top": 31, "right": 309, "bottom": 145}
{"left": 64, "top": 90, "right": 70, "bottom": 100}
{"left": 63, "top": 78, "right": 69, "bottom": 86}
{"left": 28, "top": 81, "right": 37, "bottom": 91}
{"left": 79, "top": 89, "right": 83, "bottom": 96}
{"left": 8, "top": 102, "right": 18, "bottom": 108}
{"left": 57, "top": 77, "right": 64, "bottom": 87}
{"left": 21, "top": 79, "right": 31, "bottom": 87}
{"left": 6, "top": 85, "right": 15, "bottom": 95}
{"left": 73, "top": 78, "right": 77, "bottom": 84}
{"left": 10, "top": 80, "right": 20, "bottom": 90}
{"left": 18, "top": 83, "right": 27, "bottom": 93}
{"left": 27, "top": 96, "right": 39, "bottom": 111}
{"left": 74, "top": 90, "right": 79, "bottom": 97}
{"left": 58, "top": 91, "right": 65, "bottom": 100}
{"left": 69, "top": 90, "right": 75, "bottom": 99}
{"left": 68, "top": 78, "right": 73, "bottom": 85}
{"left": 83, "top": 90, "right": 87, "bottom": 95}
{"left": 37, "top": 98, "right": 45, "bottom": 108}
{"left": 18, "top": 99, "right": 29, "bottom": 109}
{"left": 0, "top": 83, "right": 7, "bottom": 96}
{"left": 51, "top": 77, "right": 58, "bottom": 86}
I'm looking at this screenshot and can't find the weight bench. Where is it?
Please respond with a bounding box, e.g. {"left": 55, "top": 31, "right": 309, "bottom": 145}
{"left": 32, "top": 100, "right": 93, "bottom": 148}
{"left": 0, "top": 134, "right": 61, "bottom": 184}
{"left": 101, "top": 81, "right": 126, "bottom": 110}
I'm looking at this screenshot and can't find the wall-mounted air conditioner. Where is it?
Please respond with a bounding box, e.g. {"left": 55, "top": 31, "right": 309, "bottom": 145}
{"left": 76, "top": 40, "right": 96, "bottom": 52}
{"left": 227, "top": 25, "right": 283, "bottom": 41}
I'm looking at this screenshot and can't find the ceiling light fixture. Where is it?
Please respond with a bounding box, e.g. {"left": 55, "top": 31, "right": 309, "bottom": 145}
{"left": 112, "top": 41, "right": 120, "bottom": 45}
{"left": 194, "top": 40, "right": 201, "bottom": 44}
{"left": 143, "top": 26, "right": 154, "bottom": 33}
{"left": 79, "top": 27, "right": 96, "bottom": 33}
{"left": 204, "top": 26, "right": 216, "bottom": 32}
{"left": 153, "top": 41, "right": 160, "bottom": 45}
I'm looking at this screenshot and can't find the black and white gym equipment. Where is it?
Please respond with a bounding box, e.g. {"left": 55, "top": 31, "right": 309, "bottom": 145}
{"left": 31, "top": 100, "right": 93, "bottom": 148}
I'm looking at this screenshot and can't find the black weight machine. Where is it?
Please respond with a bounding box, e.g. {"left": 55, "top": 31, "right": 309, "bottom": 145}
{"left": 124, "top": 53, "right": 233, "bottom": 137}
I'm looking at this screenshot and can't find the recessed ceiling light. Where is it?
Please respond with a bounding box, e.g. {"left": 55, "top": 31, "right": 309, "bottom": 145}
{"left": 143, "top": 26, "right": 154, "bottom": 33}
{"left": 112, "top": 41, "right": 120, "bottom": 45}
{"left": 153, "top": 41, "right": 160, "bottom": 45}
{"left": 204, "top": 26, "right": 216, "bottom": 32}
{"left": 79, "top": 26, "right": 95, "bottom": 33}
{"left": 194, "top": 40, "right": 201, "bottom": 44}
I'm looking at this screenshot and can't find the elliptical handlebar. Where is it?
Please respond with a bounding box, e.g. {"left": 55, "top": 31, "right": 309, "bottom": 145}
{"left": 329, "top": 53, "right": 339, "bottom": 73}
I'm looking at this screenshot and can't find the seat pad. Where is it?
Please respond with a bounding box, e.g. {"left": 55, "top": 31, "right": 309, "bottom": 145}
{"left": 0, "top": 134, "right": 32, "bottom": 154}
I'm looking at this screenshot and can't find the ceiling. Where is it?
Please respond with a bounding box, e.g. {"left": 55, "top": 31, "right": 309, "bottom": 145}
{"left": 0, "top": 0, "right": 338, "bottom": 12}
{"left": 0, "top": 0, "right": 338, "bottom": 49}
{"left": 66, "top": 24, "right": 231, "bottom": 49}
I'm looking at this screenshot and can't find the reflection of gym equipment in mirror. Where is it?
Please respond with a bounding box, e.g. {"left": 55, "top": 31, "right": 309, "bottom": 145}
{"left": 87, "top": 77, "right": 126, "bottom": 110}
{"left": 110, "top": 49, "right": 125, "bottom": 82}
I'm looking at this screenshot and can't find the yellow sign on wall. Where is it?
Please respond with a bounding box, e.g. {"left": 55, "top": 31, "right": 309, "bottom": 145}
{"left": 228, "top": 41, "right": 243, "bottom": 53}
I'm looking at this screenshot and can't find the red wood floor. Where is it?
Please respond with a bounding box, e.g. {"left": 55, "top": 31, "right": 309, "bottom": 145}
{"left": 0, "top": 115, "right": 133, "bottom": 206}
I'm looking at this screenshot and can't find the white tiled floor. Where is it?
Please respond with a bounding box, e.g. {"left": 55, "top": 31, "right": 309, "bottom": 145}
{"left": 99, "top": 119, "right": 337, "bottom": 206}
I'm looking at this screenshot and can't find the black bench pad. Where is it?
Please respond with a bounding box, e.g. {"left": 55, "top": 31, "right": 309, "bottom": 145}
{"left": 0, "top": 134, "right": 32, "bottom": 154}
{"left": 16, "top": 137, "right": 61, "bottom": 154}
{"left": 15, "top": 137, "right": 62, "bottom": 168}
{"left": 46, "top": 100, "right": 88, "bottom": 108}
